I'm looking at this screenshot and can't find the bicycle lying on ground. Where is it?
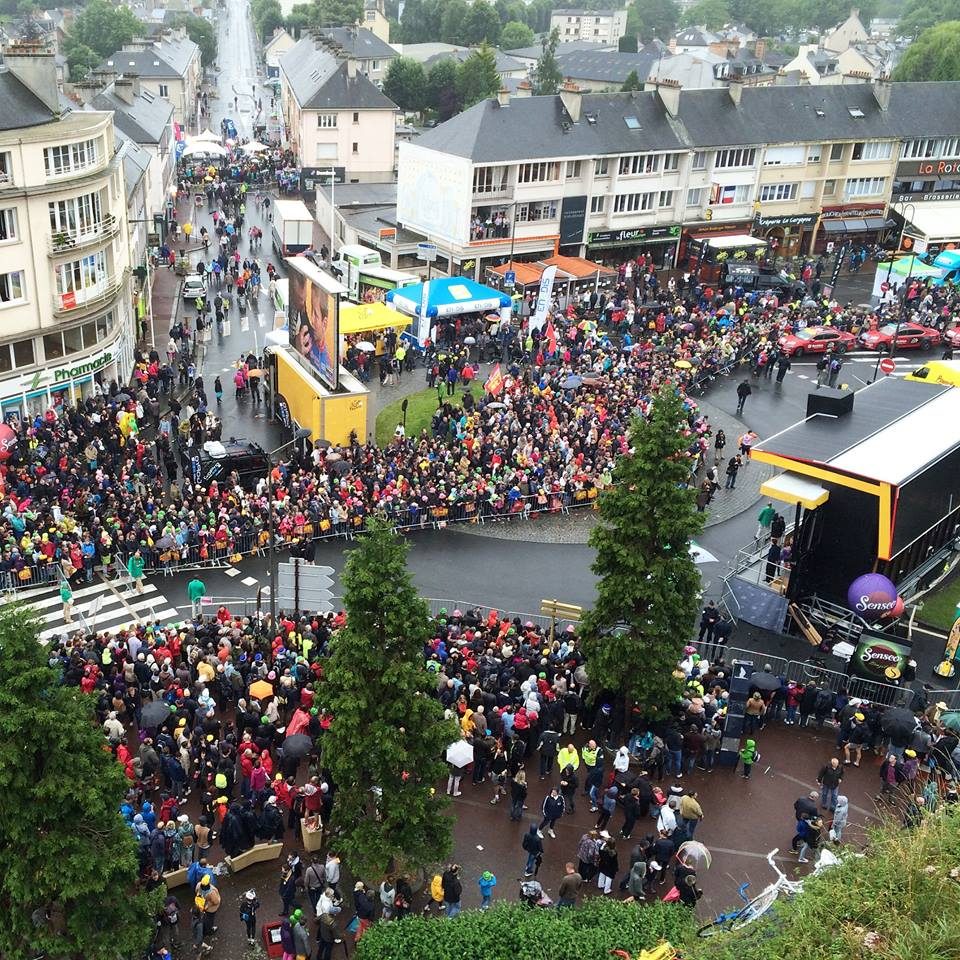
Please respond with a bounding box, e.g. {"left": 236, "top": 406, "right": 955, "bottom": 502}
{"left": 696, "top": 847, "right": 839, "bottom": 937}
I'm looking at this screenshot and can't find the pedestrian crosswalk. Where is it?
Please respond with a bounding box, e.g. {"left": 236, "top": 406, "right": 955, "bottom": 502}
{"left": 13, "top": 577, "right": 182, "bottom": 643}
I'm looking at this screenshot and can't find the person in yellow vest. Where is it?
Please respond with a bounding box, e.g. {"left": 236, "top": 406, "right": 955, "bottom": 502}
{"left": 557, "top": 743, "right": 580, "bottom": 772}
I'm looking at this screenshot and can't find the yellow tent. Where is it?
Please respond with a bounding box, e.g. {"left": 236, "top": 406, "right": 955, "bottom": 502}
{"left": 340, "top": 302, "right": 411, "bottom": 335}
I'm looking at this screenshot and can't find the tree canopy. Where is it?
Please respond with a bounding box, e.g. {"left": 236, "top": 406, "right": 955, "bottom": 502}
{"left": 383, "top": 56, "right": 427, "bottom": 112}
{"left": 897, "top": 0, "right": 960, "bottom": 37}
{"left": 625, "top": 0, "right": 678, "bottom": 44}
{"left": 621, "top": 69, "right": 642, "bottom": 90}
{"left": 893, "top": 21, "right": 960, "bottom": 80}
{"left": 680, "top": 0, "right": 729, "bottom": 30}
{"left": 427, "top": 57, "right": 462, "bottom": 120}
{"left": 457, "top": 44, "right": 501, "bottom": 108}
{"left": 499, "top": 19, "right": 535, "bottom": 49}
{"left": 322, "top": 521, "right": 459, "bottom": 878}
{"left": 0, "top": 605, "right": 161, "bottom": 958}
{"left": 531, "top": 27, "right": 563, "bottom": 95}
{"left": 170, "top": 12, "right": 218, "bottom": 67}
{"left": 580, "top": 387, "right": 704, "bottom": 727}
{"left": 67, "top": 0, "right": 140, "bottom": 59}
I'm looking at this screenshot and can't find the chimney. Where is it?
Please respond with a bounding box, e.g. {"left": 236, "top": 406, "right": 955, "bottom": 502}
{"left": 656, "top": 78, "right": 680, "bottom": 117}
{"left": 842, "top": 70, "right": 870, "bottom": 84}
{"left": 515, "top": 80, "right": 532, "bottom": 98}
{"left": 496, "top": 87, "right": 510, "bottom": 107}
{"left": 668, "top": 36, "right": 677, "bottom": 53}
{"left": 728, "top": 74, "right": 744, "bottom": 105}
{"left": 114, "top": 76, "right": 135, "bottom": 105}
{"left": 346, "top": 56, "right": 357, "bottom": 79}
{"left": 2, "top": 43, "right": 60, "bottom": 114}
{"left": 753, "top": 37, "right": 766, "bottom": 60}
{"left": 559, "top": 78, "right": 582, "bottom": 122}
{"left": 873, "top": 73, "right": 891, "bottom": 110}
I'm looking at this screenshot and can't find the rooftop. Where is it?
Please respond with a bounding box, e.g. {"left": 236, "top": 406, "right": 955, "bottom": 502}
{"left": 102, "top": 34, "right": 200, "bottom": 78}
{"left": 90, "top": 82, "right": 173, "bottom": 143}
{"left": 280, "top": 36, "right": 397, "bottom": 110}
{"left": 0, "top": 65, "right": 58, "bottom": 131}
{"left": 410, "top": 81, "right": 960, "bottom": 163}
{"left": 315, "top": 26, "right": 396, "bottom": 61}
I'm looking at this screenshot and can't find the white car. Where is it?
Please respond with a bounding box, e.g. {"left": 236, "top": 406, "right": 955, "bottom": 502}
{"left": 182, "top": 274, "right": 207, "bottom": 302}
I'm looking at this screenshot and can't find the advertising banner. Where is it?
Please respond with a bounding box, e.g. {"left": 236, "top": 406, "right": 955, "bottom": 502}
{"left": 287, "top": 259, "right": 341, "bottom": 391}
{"left": 849, "top": 635, "right": 912, "bottom": 681}
{"left": 530, "top": 265, "right": 557, "bottom": 332}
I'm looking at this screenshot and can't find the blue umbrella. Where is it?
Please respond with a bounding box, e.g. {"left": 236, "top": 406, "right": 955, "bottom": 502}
{"left": 562, "top": 375, "right": 582, "bottom": 390}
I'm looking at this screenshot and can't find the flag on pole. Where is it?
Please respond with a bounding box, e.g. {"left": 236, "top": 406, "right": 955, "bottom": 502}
{"left": 484, "top": 363, "right": 505, "bottom": 396}
{"left": 545, "top": 318, "right": 557, "bottom": 356}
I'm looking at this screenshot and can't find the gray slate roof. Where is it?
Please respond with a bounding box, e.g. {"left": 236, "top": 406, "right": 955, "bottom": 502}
{"left": 102, "top": 35, "right": 199, "bottom": 79}
{"left": 90, "top": 85, "right": 174, "bottom": 144}
{"left": 318, "top": 26, "right": 396, "bottom": 61}
{"left": 423, "top": 47, "right": 525, "bottom": 74}
{"left": 281, "top": 36, "right": 397, "bottom": 110}
{"left": 118, "top": 135, "right": 152, "bottom": 202}
{"left": 555, "top": 48, "right": 667, "bottom": 84}
{"left": 0, "top": 66, "right": 57, "bottom": 130}
{"left": 411, "top": 82, "right": 960, "bottom": 163}
{"left": 507, "top": 39, "right": 617, "bottom": 60}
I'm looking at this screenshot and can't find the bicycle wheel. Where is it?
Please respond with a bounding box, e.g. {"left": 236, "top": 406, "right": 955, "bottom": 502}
{"left": 729, "top": 887, "right": 781, "bottom": 930}
{"left": 697, "top": 918, "right": 735, "bottom": 938}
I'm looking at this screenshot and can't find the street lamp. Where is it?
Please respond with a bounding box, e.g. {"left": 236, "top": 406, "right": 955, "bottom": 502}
{"left": 267, "top": 426, "right": 312, "bottom": 628}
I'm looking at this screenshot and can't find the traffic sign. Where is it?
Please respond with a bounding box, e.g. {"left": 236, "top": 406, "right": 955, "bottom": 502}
{"left": 416, "top": 242, "right": 438, "bottom": 262}
{"left": 880, "top": 281, "right": 890, "bottom": 292}
{"left": 276, "top": 560, "right": 335, "bottom": 613}
{"left": 880, "top": 357, "right": 896, "bottom": 375}
{"left": 504, "top": 269, "right": 516, "bottom": 290}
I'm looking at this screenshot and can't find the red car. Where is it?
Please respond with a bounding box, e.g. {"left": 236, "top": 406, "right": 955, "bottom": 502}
{"left": 943, "top": 325, "right": 960, "bottom": 348}
{"left": 778, "top": 326, "right": 856, "bottom": 357}
{"left": 859, "top": 322, "right": 941, "bottom": 351}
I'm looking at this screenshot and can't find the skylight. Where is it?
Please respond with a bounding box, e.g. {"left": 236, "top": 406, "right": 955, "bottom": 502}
{"left": 624, "top": 116, "right": 640, "bottom": 129}
{"left": 848, "top": 107, "right": 865, "bottom": 118}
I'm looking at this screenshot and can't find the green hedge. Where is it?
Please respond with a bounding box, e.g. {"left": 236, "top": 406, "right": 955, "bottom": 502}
{"left": 355, "top": 899, "right": 693, "bottom": 960}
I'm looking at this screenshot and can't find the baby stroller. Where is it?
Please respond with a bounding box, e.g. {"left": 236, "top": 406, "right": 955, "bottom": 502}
{"left": 519, "top": 879, "right": 553, "bottom": 908}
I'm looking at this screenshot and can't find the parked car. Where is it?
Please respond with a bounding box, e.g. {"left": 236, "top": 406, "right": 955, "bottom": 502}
{"left": 942, "top": 325, "right": 960, "bottom": 348}
{"left": 859, "top": 322, "right": 941, "bottom": 352}
{"left": 778, "top": 325, "right": 856, "bottom": 357}
{"left": 720, "top": 264, "right": 807, "bottom": 299}
{"left": 182, "top": 274, "right": 207, "bottom": 303}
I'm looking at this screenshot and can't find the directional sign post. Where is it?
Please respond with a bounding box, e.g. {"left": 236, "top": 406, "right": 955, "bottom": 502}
{"left": 880, "top": 357, "right": 896, "bottom": 375}
{"left": 276, "top": 560, "right": 335, "bottom": 615}
{"left": 540, "top": 598, "right": 583, "bottom": 644}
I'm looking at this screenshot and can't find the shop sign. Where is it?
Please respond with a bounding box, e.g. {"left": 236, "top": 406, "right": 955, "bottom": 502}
{"left": 897, "top": 159, "right": 960, "bottom": 178}
{"left": 821, "top": 204, "right": 885, "bottom": 220}
{"left": 275, "top": 394, "right": 292, "bottom": 429}
{"left": 588, "top": 225, "right": 681, "bottom": 247}
{"left": 754, "top": 213, "right": 819, "bottom": 228}
{"left": 559, "top": 196, "right": 588, "bottom": 246}
{"left": 849, "top": 636, "right": 911, "bottom": 680}
{"left": 3, "top": 341, "right": 120, "bottom": 399}
{"left": 894, "top": 190, "right": 960, "bottom": 204}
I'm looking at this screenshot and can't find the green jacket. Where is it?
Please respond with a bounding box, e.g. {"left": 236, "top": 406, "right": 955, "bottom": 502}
{"left": 188, "top": 578, "right": 206, "bottom": 602}
{"left": 740, "top": 739, "right": 758, "bottom": 765}
{"left": 757, "top": 505, "right": 776, "bottom": 527}
{"left": 127, "top": 555, "right": 145, "bottom": 579}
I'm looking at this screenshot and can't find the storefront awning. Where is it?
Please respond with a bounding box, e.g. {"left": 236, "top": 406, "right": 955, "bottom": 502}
{"left": 540, "top": 255, "right": 617, "bottom": 280}
{"left": 821, "top": 220, "right": 845, "bottom": 233}
{"left": 902, "top": 201, "right": 960, "bottom": 242}
{"left": 864, "top": 217, "right": 888, "bottom": 230}
{"left": 760, "top": 472, "right": 830, "bottom": 510}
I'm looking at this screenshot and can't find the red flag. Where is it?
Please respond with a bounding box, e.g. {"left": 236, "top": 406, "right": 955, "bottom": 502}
{"left": 545, "top": 318, "right": 557, "bottom": 356}
{"left": 484, "top": 363, "right": 504, "bottom": 396}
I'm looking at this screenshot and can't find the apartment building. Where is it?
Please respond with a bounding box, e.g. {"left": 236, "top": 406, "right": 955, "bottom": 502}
{"left": 0, "top": 47, "right": 134, "bottom": 419}
{"left": 396, "top": 79, "right": 960, "bottom": 278}
{"left": 279, "top": 36, "right": 397, "bottom": 181}
{"left": 550, "top": 9, "right": 628, "bottom": 45}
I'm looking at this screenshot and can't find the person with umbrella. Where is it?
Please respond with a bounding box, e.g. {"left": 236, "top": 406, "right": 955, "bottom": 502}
{"left": 881, "top": 706, "right": 919, "bottom": 760}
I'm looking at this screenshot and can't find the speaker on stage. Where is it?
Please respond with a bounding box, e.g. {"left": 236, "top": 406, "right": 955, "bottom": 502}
{"left": 718, "top": 658, "right": 754, "bottom": 767}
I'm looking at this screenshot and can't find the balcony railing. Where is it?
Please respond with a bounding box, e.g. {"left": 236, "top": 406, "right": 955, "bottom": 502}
{"left": 52, "top": 272, "right": 125, "bottom": 317}
{"left": 48, "top": 214, "right": 119, "bottom": 257}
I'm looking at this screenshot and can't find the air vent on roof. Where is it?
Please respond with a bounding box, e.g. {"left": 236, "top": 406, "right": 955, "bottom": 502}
{"left": 624, "top": 115, "right": 640, "bottom": 129}
{"left": 815, "top": 109, "right": 825, "bottom": 117}
{"left": 848, "top": 107, "right": 865, "bottom": 118}
{"left": 128, "top": 60, "right": 136, "bottom": 66}
{"left": 585, "top": 113, "right": 597, "bottom": 124}
{"left": 153, "top": 60, "right": 160, "bottom": 66}
{"left": 141, "top": 89, "right": 155, "bottom": 102}
{"left": 560, "top": 120, "right": 571, "bottom": 133}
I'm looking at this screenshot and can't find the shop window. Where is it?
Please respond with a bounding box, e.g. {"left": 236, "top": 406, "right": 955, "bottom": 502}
{"left": 43, "top": 331, "right": 65, "bottom": 361}
{"left": 12, "top": 339, "right": 34, "bottom": 368}
{"left": 63, "top": 325, "right": 84, "bottom": 356}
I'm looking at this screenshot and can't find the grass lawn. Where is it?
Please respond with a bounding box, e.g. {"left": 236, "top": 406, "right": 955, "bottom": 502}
{"left": 918, "top": 568, "right": 960, "bottom": 630}
{"left": 374, "top": 387, "right": 463, "bottom": 446}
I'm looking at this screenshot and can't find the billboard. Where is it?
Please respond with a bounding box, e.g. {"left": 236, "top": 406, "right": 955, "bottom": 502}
{"left": 287, "top": 258, "right": 342, "bottom": 391}
{"left": 396, "top": 143, "right": 472, "bottom": 246}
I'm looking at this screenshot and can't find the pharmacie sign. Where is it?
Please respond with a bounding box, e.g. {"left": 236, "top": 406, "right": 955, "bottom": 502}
{"left": 7, "top": 344, "right": 117, "bottom": 396}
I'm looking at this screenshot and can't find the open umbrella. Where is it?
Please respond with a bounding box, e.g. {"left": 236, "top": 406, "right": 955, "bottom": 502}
{"left": 941, "top": 711, "right": 960, "bottom": 733}
{"left": 246, "top": 368, "right": 264, "bottom": 378}
{"left": 880, "top": 706, "right": 918, "bottom": 737}
{"left": 676, "top": 840, "right": 712, "bottom": 870}
{"left": 562, "top": 375, "right": 583, "bottom": 390}
{"left": 675, "top": 359, "right": 693, "bottom": 369}
{"left": 141, "top": 700, "right": 174, "bottom": 728}
{"left": 689, "top": 543, "right": 718, "bottom": 565}
{"left": 282, "top": 733, "right": 314, "bottom": 759}
{"left": 464, "top": 336, "right": 476, "bottom": 345}
{"left": 446, "top": 740, "right": 474, "bottom": 768}
{"left": 330, "top": 459, "right": 352, "bottom": 476}
{"left": 355, "top": 341, "right": 375, "bottom": 352}
{"left": 249, "top": 679, "right": 274, "bottom": 700}
{"left": 155, "top": 534, "right": 176, "bottom": 551}
{"left": 241, "top": 141, "right": 269, "bottom": 154}
{"left": 485, "top": 401, "right": 506, "bottom": 409}
{"left": 748, "top": 671, "right": 782, "bottom": 692}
